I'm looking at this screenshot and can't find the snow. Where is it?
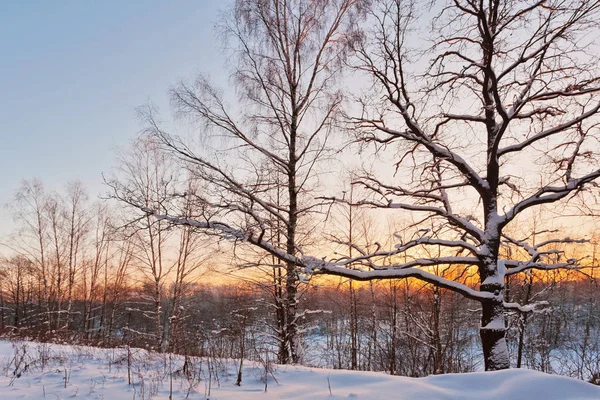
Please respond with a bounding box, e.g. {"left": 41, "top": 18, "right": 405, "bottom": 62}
{"left": 481, "top": 318, "right": 505, "bottom": 331}
{"left": 1, "top": 340, "right": 600, "bottom": 399}
{"left": 482, "top": 259, "right": 506, "bottom": 286}
{"left": 503, "top": 300, "right": 549, "bottom": 313}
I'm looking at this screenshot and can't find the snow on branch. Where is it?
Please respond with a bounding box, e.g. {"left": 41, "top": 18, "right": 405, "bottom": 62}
{"left": 329, "top": 233, "right": 481, "bottom": 262}
{"left": 144, "top": 210, "right": 584, "bottom": 304}
{"left": 357, "top": 120, "right": 490, "bottom": 197}
{"left": 145, "top": 209, "right": 490, "bottom": 301}
{"left": 503, "top": 301, "right": 549, "bottom": 314}
{"left": 502, "top": 168, "right": 600, "bottom": 225}
{"left": 344, "top": 194, "right": 484, "bottom": 242}
{"left": 309, "top": 262, "right": 493, "bottom": 302}
{"left": 504, "top": 259, "right": 582, "bottom": 275}
{"left": 147, "top": 211, "right": 249, "bottom": 242}
{"left": 502, "top": 234, "right": 588, "bottom": 264}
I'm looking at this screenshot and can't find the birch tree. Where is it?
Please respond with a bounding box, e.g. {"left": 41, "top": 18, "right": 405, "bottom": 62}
{"left": 108, "top": 137, "right": 176, "bottom": 349}
{"left": 108, "top": 136, "right": 209, "bottom": 351}
{"left": 135, "top": 0, "right": 366, "bottom": 364}
{"left": 10, "top": 179, "right": 54, "bottom": 331}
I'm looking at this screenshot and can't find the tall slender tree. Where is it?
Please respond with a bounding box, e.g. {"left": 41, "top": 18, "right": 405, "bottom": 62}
{"left": 135, "top": 0, "right": 367, "bottom": 364}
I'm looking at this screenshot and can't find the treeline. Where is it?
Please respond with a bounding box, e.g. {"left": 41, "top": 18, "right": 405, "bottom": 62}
{"left": 2, "top": 204, "right": 600, "bottom": 382}
{"left": 0, "top": 178, "right": 206, "bottom": 354}
{"left": 2, "top": 179, "right": 600, "bottom": 382}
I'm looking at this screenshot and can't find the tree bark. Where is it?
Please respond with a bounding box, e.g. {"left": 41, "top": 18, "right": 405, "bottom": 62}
{"left": 480, "top": 297, "right": 509, "bottom": 370}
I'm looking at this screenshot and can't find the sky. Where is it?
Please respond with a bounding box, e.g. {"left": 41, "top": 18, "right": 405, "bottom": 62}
{"left": 0, "top": 0, "right": 227, "bottom": 238}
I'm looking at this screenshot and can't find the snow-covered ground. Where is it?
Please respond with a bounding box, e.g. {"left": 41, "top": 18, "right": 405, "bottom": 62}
{"left": 1, "top": 340, "right": 599, "bottom": 399}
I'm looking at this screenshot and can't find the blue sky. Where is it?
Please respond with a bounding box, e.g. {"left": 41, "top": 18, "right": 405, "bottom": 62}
{"left": 0, "top": 0, "right": 226, "bottom": 236}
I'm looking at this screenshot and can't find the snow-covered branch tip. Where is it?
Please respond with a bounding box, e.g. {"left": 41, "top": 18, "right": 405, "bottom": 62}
{"left": 142, "top": 208, "right": 249, "bottom": 242}
{"left": 503, "top": 301, "right": 550, "bottom": 314}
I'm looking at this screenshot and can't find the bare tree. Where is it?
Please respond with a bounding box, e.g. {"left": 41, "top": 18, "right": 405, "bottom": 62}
{"left": 133, "top": 0, "right": 600, "bottom": 370}
{"left": 0, "top": 256, "right": 34, "bottom": 329}
{"left": 107, "top": 136, "right": 209, "bottom": 351}
{"left": 10, "top": 179, "right": 53, "bottom": 330}
{"left": 130, "top": 0, "right": 366, "bottom": 364}
{"left": 161, "top": 180, "right": 211, "bottom": 353}
{"left": 81, "top": 202, "right": 112, "bottom": 338}
{"left": 108, "top": 137, "right": 177, "bottom": 348}
{"left": 63, "top": 181, "right": 89, "bottom": 331}
{"left": 323, "top": 0, "right": 600, "bottom": 370}
{"left": 101, "top": 231, "right": 133, "bottom": 340}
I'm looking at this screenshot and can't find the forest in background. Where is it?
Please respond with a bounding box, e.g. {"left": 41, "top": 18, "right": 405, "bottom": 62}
{"left": 3, "top": 0, "right": 600, "bottom": 382}
{"left": 1, "top": 179, "right": 599, "bottom": 382}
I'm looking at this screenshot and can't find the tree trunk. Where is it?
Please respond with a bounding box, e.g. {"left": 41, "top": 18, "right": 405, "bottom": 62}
{"left": 432, "top": 286, "right": 443, "bottom": 374}
{"left": 368, "top": 281, "right": 377, "bottom": 371}
{"left": 349, "top": 281, "right": 358, "bottom": 370}
{"left": 480, "top": 297, "right": 509, "bottom": 370}
{"left": 480, "top": 194, "right": 509, "bottom": 370}
{"left": 284, "top": 106, "right": 299, "bottom": 364}
{"left": 273, "top": 266, "right": 287, "bottom": 364}
{"left": 14, "top": 270, "right": 21, "bottom": 327}
{"left": 388, "top": 281, "right": 398, "bottom": 375}
{"left": 155, "top": 279, "right": 163, "bottom": 351}
{"left": 517, "top": 274, "right": 533, "bottom": 368}
{"left": 284, "top": 262, "right": 298, "bottom": 363}
{"left": 0, "top": 292, "right": 5, "bottom": 332}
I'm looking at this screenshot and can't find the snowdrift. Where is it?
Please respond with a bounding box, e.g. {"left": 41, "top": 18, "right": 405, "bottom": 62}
{"left": 0, "top": 340, "right": 598, "bottom": 399}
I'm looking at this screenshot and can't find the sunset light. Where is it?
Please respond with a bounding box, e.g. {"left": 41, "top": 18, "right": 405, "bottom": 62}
{"left": 2, "top": 1, "right": 600, "bottom": 398}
